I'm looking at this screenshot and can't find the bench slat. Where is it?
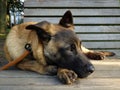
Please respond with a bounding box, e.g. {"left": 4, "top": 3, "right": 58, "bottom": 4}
{"left": 82, "top": 42, "right": 120, "bottom": 49}
{"left": 24, "top": 17, "right": 120, "bottom": 24}
{"left": 77, "top": 34, "right": 120, "bottom": 40}
{"left": 24, "top": 9, "right": 120, "bottom": 16}
{"left": 24, "top": 0, "right": 120, "bottom": 7}
{"left": 75, "top": 26, "right": 120, "bottom": 33}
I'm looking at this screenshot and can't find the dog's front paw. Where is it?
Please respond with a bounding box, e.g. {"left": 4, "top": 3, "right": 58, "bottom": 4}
{"left": 57, "top": 69, "right": 78, "bottom": 84}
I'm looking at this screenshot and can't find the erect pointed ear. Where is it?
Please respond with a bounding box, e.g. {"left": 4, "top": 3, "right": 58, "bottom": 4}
{"left": 59, "top": 10, "right": 74, "bottom": 28}
{"left": 26, "top": 21, "right": 51, "bottom": 41}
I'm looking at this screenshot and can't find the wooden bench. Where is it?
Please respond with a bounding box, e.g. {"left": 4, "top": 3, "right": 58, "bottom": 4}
{"left": 24, "top": 0, "right": 120, "bottom": 56}
{"left": 0, "top": 0, "right": 120, "bottom": 90}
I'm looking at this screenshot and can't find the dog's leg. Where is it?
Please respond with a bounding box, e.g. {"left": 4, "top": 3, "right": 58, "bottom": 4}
{"left": 81, "top": 45, "right": 115, "bottom": 60}
{"left": 17, "top": 60, "right": 57, "bottom": 75}
{"left": 57, "top": 68, "right": 78, "bottom": 84}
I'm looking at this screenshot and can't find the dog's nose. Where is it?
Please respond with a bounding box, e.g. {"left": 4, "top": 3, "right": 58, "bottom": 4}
{"left": 87, "top": 65, "right": 95, "bottom": 73}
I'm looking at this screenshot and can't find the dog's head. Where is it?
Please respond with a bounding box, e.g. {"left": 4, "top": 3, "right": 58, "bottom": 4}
{"left": 26, "top": 10, "right": 95, "bottom": 78}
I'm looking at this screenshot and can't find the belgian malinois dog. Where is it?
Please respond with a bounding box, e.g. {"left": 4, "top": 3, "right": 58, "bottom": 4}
{"left": 4, "top": 10, "right": 115, "bottom": 84}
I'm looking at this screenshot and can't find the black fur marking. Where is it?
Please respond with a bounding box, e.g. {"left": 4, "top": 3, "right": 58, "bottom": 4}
{"left": 26, "top": 25, "right": 51, "bottom": 41}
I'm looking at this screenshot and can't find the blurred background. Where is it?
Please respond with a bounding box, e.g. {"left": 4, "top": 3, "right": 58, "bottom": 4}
{"left": 0, "top": 0, "right": 24, "bottom": 35}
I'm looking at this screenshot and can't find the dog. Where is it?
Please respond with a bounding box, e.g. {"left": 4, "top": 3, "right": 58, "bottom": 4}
{"left": 4, "top": 10, "right": 115, "bottom": 84}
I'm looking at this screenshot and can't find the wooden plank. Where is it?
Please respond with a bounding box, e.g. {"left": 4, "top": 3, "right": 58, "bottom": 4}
{"left": 24, "top": 9, "right": 120, "bottom": 16}
{"left": 24, "top": 17, "right": 120, "bottom": 24}
{"left": 77, "top": 34, "right": 120, "bottom": 40}
{"left": 0, "top": 78, "right": 120, "bottom": 89}
{"left": 0, "top": 76, "right": 120, "bottom": 85}
{"left": 24, "top": 0, "right": 120, "bottom": 7}
{"left": 0, "top": 77, "right": 61, "bottom": 85}
{"left": 0, "top": 85, "right": 120, "bottom": 90}
{"left": 0, "top": 70, "right": 43, "bottom": 78}
{"left": 82, "top": 42, "right": 120, "bottom": 49}
{"left": 92, "top": 60, "right": 120, "bottom": 71}
{"left": 0, "top": 60, "right": 120, "bottom": 90}
{"left": 75, "top": 26, "right": 120, "bottom": 33}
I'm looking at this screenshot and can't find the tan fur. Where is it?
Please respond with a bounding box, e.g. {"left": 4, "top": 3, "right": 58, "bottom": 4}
{"left": 4, "top": 22, "right": 50, "bottom": 74}
{"left": 4, "top": 44, "right": 12, "bottom": 62}
{"left": 4, "top": 11, "right": 115, "bottom": 84}
{"left": 4, "top": 22, "right": 68, "bottom": 76}
{"left": 4, "top": 22, "right": 47, "bottom": 65}
{"left": 5, "top": 22, "right": 36, "bottom": 60}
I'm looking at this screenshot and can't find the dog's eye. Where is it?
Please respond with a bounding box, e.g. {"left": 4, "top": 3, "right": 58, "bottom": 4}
{"left": 70, "top": 44, "right": 76, "bottom": 52}
{"left": 65, "top": 44, "right": 76, "bottom": 53}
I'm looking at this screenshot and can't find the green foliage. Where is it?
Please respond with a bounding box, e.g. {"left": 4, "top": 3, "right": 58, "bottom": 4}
{"left": 7, "top": 0, "right": 24, "bottom": 12}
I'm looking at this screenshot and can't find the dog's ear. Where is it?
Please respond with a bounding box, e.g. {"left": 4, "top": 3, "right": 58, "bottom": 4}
{"left": 59, "top": 10, "right": 74, "bottom": 28}
{"left": 26, "top": 21, "right": 51, "bottom": 41}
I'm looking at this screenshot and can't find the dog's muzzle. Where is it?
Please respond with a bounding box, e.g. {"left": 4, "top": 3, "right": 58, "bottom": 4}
{"left": 86, "top": 64, "right": 95, "bottom": 73}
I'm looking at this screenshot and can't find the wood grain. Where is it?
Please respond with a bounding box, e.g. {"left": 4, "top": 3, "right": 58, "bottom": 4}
{"left": 0, "top": 58, "right": 120, "bottom": 90}
{"left": 24, "top": 17, "right": 120, "bottom": 24}
{"left": 24, "top": 9, "right": 120, "bottom": 16}
{"left": 74, "top": 26, "right": 120, "bottom": 33}
{"left": 24, "top": 0, "right": 120, "bottom": 7}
